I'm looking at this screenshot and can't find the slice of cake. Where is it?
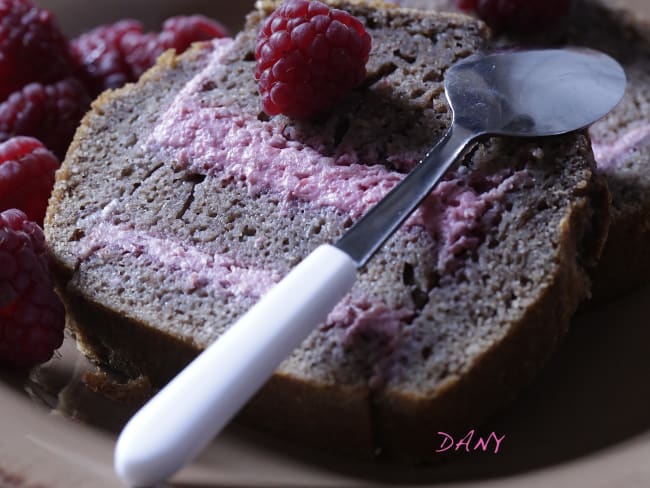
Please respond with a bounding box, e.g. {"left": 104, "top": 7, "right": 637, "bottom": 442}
{"left": 45, "top": 0, "right": 609, "bottom": 458}
{"left": 394, "top": 0, "right": 650, "bottom": 301}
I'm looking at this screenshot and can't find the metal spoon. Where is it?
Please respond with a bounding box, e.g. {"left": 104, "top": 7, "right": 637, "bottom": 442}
{"left": 114, "top": 47, "right": 626, "bottom": 486}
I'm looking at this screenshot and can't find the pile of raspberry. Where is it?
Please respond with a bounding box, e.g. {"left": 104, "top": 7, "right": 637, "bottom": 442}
{"left": 71, "top": 15, "right": 228, "bottom": 96}
{"left": 0, "top": 0, "right": 226, "bottom": 368}
{"left": 0, "top": 0, "right": 227, "bottom": 160}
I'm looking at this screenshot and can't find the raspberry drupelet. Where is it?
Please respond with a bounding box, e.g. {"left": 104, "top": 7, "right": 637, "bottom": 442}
{"left": 0, "top": 208, "right": 65, "bottom": 369}
{"left": 255, "top": 0, "right": 371, "bottom": 119}
{"left": 0, "top": 137, "right": 59, "bottom": 224}
{"left": 456, "top": 0, "right": 572, "bottom": 32}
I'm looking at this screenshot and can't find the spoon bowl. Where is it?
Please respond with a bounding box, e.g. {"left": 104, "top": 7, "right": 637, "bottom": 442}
{"left": 445, "top": 48, "right": 627, "bottom": 137}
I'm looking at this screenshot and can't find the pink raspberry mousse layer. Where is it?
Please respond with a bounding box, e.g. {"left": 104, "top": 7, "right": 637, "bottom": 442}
{"left": 145, "top": 39, "right": 527, "bottom": 272}
{"left": 78, "top": 219, "right": 415, "bottom": 384}
{"left": 79, "top": 222, "right": 282, "bottom": 298}
{"left": 327, "top": 295, "right": 415, "bottom": 388}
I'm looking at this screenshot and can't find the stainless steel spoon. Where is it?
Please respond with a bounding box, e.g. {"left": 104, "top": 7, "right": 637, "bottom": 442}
{"left": 115, "top": 48, "right": 626, "bottom": 486}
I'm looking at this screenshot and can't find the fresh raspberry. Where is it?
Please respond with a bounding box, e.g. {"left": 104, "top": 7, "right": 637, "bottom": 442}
{"left": 255, "top": 0, "right": 372, "bottom": 119}
{"left": 0, "top": 0, "right": 74, "bottom": 102}
{"left": 72, "top": 16, "right": 228, "bottom": 96}
{"left": 123, "top": 15, "right": 228, "bottom": 80}
{"left": 162, "top": 14, "right": 228, "bottom": 43}
{"left": 117, "top": 29, "right": 160, "bottom": 82}
{"left": 456, "top": 0, "right": 572, "bottom": 32}
{"left": 0, "top": 208, "right": 65, "bottom": 369}
{"left": 160, "top": 15, "right": 229, "bottom": 58}
{"left": 0, "top": 137, "right": 59, "bottom": 224}
{"left": 70, "top": 19, "right": 143, "bottom": 95}
{"left": 0, "top": 78, "right": 91, "bottom": 159}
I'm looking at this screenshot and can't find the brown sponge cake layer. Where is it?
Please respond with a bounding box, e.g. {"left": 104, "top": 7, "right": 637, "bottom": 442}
{"left": 46, "top": 1, "right": 609, "bottom": 458}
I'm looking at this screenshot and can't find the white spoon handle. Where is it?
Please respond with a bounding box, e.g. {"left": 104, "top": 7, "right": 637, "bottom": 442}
{"left": 114, "top": 244, "right": 357, "bottom": 487}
